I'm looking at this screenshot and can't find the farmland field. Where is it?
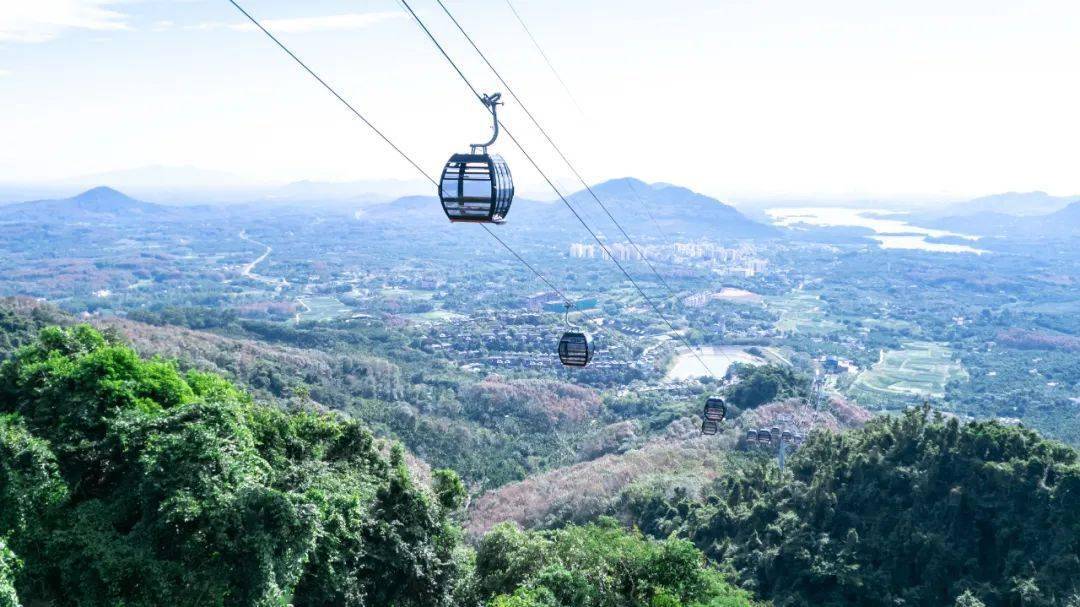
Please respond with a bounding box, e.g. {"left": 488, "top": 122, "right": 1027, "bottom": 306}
{"left": 296, "top": 296, "right": 351, "bottom": 322}
{"left": 849, "top": 341, "right": 967, "bottom": 406}
{"left": 766, "top": 292, "right": 842, "bottom": 334}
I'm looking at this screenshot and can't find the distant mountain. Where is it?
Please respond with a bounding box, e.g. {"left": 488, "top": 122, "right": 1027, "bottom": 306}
{"left": 355, "top": 195, "right": 446, "bottom": 224}
{"left": 357, "top": 178, "right": 778, "bottom": 241}
{"left": 945, "top": 191, "right": 1079, "bottom": 217}
{"left": 0, "top": 186, "right": 174, "bottom": 222}
{"left": 1049, "top": 200, "right": 1080, "bottom": 222}
{"left": 61, "top": 167, "right": 430, "bottom": 206}
{"left": 931, "top": 200, "right": 1080, "bottom": 239}
{"left": 269, "top": 179, "right": 431, "bottom": 205}
{"left": 557, "top": 178, "right": 779, "bottom": 239}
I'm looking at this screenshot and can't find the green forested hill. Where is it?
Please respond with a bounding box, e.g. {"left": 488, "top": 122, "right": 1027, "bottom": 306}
{"left": 2, "top": 312, "right": 1078, "bottom": 606}
{"left": 0, "top": 325, "right": 756, "bottom": 607}
{"left": 0, "top": 325, "right": 462, "bottom": 606}
{"left": 622, "top": 408, "right": 1080, "bottom": 607}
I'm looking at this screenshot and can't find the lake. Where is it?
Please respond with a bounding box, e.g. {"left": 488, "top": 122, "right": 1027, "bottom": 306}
{"left": 767, "top": 207, "right": 987, "bottom": 254}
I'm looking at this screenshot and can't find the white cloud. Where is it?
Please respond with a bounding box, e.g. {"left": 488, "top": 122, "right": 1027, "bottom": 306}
{"left": 192, "top": 12, "right": 403, "bottom": 34}
{"left": 0, "top": 0, "right": 130, "bottom": 43}
{"left": 0, "top": 69, "right": 10, "bottom": 77}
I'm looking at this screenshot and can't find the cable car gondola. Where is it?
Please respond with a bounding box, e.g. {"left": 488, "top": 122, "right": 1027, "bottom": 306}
{"left": 703, "top": 397, "right": 726, "bottom": 422}
{"left": 439, "top": 93, "right": 515, "bottom": 223}
{"left": 757, "top": 429, "right": 773, "bottom": 445}
{"left": 558, "top": 303, "right": 594, "bottom": 367}
{"left": 558, "top": 332, "right": 593, "bottom": 367}
{"left": 746, "top": 430, "right": 758, "bottom": 444}
{"left": 700, "top": 397, "right": 726, "bottom": 436}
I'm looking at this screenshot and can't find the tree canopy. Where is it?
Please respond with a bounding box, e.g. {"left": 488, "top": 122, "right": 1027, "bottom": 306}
{"left": 0, "top": 325, "right": 755, "bottom": 607}
{"left": 624, "top": 407, "right": 1080, "bottom": 607}
{"left": 723, "top": 364, "right": 809, "bottom": 411}
{"left": 473, "top": 519, "right": 759, "bottom": 607}
{"left": 0, "top": 325, "right": 460, "bottom": 606}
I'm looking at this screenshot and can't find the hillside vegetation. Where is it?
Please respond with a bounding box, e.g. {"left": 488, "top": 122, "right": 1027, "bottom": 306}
{"left": 0, "top": 325, "right": 461, "bottom": 606}
{"left": 2, "top": 310, "right": 1078, "bottom": 606}
{"left": 0, "top": 325, "right": 756, "bottom": 607}
{"left": 621, "top": 407, "right": 1080, "bottom": 607}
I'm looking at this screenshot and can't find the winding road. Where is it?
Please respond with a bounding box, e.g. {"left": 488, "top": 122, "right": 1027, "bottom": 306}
{"left": 238, "top": 231, "right": 289, "bottom": 292}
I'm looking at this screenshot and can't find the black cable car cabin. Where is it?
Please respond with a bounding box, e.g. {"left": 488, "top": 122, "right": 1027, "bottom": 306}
{"left": 558, "top": 331, "right": 594, "bottom": 367}
{"left": 439, "top": 93, "right": 515, "bottom": 223}
{"left": 757, "top": 429, "right": 773, "bottom": 445}
{"left": 440, "top": 153, "right": 514, "bottom": 223}
{"left": 703, "top": 398, "right": 726, "bottom": 422}
{"left": 700, "top": 397, "right": 725, "bottom": 436}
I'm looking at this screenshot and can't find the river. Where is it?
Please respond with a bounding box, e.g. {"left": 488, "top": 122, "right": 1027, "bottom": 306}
{"left": 767, "top": 207, "right": 987, "bottom": 254}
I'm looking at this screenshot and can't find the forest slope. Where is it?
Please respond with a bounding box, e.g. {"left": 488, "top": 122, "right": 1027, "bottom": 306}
{"left": 0, "top": 324, "right": 756, "bottom": 607}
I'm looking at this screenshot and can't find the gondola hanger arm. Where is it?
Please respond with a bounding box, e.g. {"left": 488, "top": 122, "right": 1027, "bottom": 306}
{"left": 471, "top": 92, "right": 503, "bottom": 153}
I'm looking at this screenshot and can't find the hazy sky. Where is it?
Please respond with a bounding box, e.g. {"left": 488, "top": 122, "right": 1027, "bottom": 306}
{"left": 2, "top": 0, "right": 1079, "bottom": 200}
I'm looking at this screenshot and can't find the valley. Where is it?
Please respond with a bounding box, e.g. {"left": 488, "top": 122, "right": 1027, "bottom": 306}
{"left": 1, "top": 182, "right": 1078, "bottom": 606}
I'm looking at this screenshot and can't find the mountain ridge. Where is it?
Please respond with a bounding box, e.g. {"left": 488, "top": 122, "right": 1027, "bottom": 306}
{"left": 930, "top": 199, "right": 1080, "bottom": 238}
{"left": 353, "top": 177, "right": 779, "bottom": 240}
{"left": 944, "top": 190, "right": 1079, "bottom": 217}
{"left": 567, "top": 177, "right": 778, "bottom": 239}
{"left": 0, "top": 186, "right": 172, "bottom": 221}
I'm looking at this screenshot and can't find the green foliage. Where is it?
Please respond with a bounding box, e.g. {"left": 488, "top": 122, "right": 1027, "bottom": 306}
{"left": 955, "top": 591, "right": 986, "bottom": 607}
{"left": 434, "top": 468, "right": 467, "bottom": 511}
{"left": 0, "top": 539, "right": 18, "bottom": 607}
{"left": 0, "top": 298, "right": 69, "bottom": 363}
{"left": 625, "top": 406, "right": 1080, "bottom": 607}
{"left": 723, "top": 364, "right": 808, "bottom": 410}
{"left": 490, "top": 586, "right": 559, "bottom": 607}
{"left": 0, "top": 415, "right": 68, "bottom": 540}
{"left": 126, "top": 306, "right": 240, "bottom": 330}
{"left": 0, "top": 326, "right": 459, "bottom": 606}
{"left": 475, "top": 519, "right": 758, "bottom": 607}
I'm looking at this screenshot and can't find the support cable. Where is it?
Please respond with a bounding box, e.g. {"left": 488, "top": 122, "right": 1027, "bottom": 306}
{"left": 225, "top": 0, "right": 575, "bottom": 310}
{"left": 398, "top": 0, "right": 717, "bottom": 377}
{"left": 503, "top": 0, "right": 583, "bottom": 114}
{"left": 433, "top": 0, "right": 675, "bottom": 298}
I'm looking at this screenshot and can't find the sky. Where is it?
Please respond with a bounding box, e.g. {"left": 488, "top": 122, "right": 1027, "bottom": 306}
{"left": 1, "top": 0, "right": 1079, "bottom": 202}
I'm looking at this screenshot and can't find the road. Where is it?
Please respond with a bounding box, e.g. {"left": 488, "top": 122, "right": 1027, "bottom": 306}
{"left": 238, "top": 231, "right": 289, "bottom": 292}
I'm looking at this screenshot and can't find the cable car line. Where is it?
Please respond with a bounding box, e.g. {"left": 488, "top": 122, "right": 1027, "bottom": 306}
{"left": 439, "top": 0, "right": 738, "bottom": 371}
{"left": 503, "top": 0, "right": 583, "bottom": 114}
{"left": 479, "top": 224, "right": 573, "bottom": 307}
{"left": 430, "top": 0, "right": 731, "bottom": 370}
{"left": 225, "top": 0, "right": 430, "bottom": 189}
{"left": 432, "top": 0, "right": 676, "bottom": 299}
{"left": 397, "top": 0, "right": 717, "bottom": 377}
{"left": 625, "top": 178, "right": 673, "bottom": 251}
{"left": 225, "top": 0, "right": 577, "bottom": 313}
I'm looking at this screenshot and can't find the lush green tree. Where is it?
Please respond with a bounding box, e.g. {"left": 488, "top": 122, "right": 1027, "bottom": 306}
{"left": 0, "top": 326, "right": 459, "bottom": 606}
{"left": 434, "top": 468, "right": 468, "bottom": 511}
{"left": 0, "top": 539, "right": 18, "bottom": 607}
{"left": 724, "top": 364, "right": 808, "bottom": 410}
{"left": 490, "top": 586, "right": 559, "bottom": 607}
{"left": 625, "top": 406, "right": 1080, "bottom": 607}
{"left": 0, "top": 414, "right": 68, "bottom": 543}
{"left": 955, "top": 591, "right": 986, "bottom": 607}
{"left": 475, "top": 519, "right": 758, "bottom": 607}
